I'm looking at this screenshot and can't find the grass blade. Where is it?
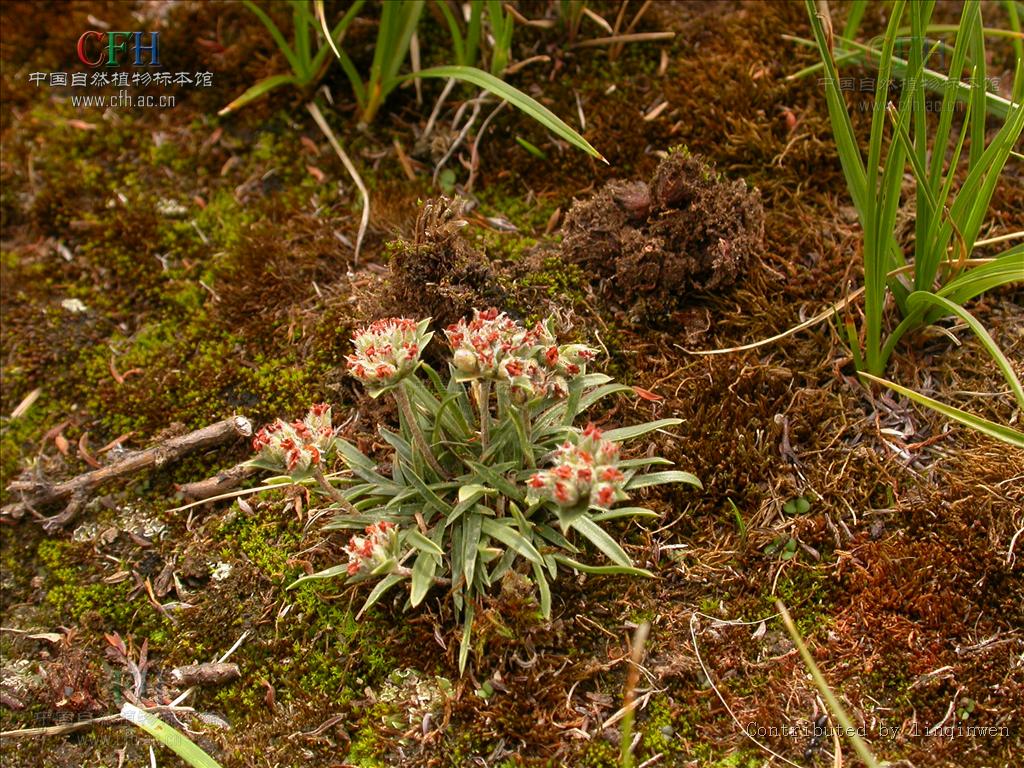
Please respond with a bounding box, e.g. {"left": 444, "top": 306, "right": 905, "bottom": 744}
{"left": 120, "top": 703, "right": 223, "bottom": 768}
{"left": 410, "top": 65, "right": 606, "bottom": 162}
{"left": 552, "top": 553, "right": 652, "bottom": 577}
{"left": 860, "top": 373, "right": 1024, "bottom": 448}
{"left": 775, "top": 602, "right": 880, "bottom": 768}
{"left": 219, "top": 74, "right": 301, "bottom": 116}
{"left": 569, "top": 516, "right": 633, "bottom": 567}
{"left": 242, "top": 0, "right": 301, "bottom": 75}
{"left": 905, "top": 292, "right": 1024, "bottom": 409}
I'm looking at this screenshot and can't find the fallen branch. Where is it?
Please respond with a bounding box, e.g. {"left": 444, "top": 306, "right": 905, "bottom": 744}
{"left": 169, "top": 662, "right": 240, "bottom": 687}
{"left": 175, "top": 462, "right": 259, "bottom": 502}
{"left": 3, "top": 416, "right": 252, "bottom": 530}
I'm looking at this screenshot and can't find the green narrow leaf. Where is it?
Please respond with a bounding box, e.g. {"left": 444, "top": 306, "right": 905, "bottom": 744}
{"left": 459, "top": 603, "right": 475, "bottom": 673}
{"left": 357, "top": 573, "right": 406, "bottom": 619}
{"left": 287, "top": 564, "right": 350, "bottom": 589}
{"left": 120, "top": 703, "right": 223, "bottom": 768}
{"left": 552, "top": 554, "right": 653, "bottom": 577}
{"left": 409, "top": 66, "right": 605, "bottom": 162}
{"left": 776, "top": 602, "right": 881, "bottom": 768}
{"left": 590, "top": 506, "right": 662, "bottom": 522}
{"left": 938, "top": 251, "right": 1024, "bottom": 305}
{"left": 480, "top": 517, "right": 543, "bottom": 564}
{"left": 462, "top": 513, "right": 483, "bottom": 587}
{"left": 334, "top": 438, "right": 396, "bottom": 487}
{"left": 532, "top": 560, "right": 552, "bottom": 619}
{"left": 601, "top": 418, "right": 683, "bottom": 442}
{"left": 405, "top": 528, "right": 445, "bottom": 556}
{"left": 626, "top": 470, "right": 702, "bottom": 491}
{"left": 617, "top": 457, "right": 675, "bottom": 469}
{"left": 535, "top": 522, "right": 578, "bottom": 553}
{"left": 410, "top": 550, "right": 438, "bottom": 607}
{"left": 242, "top": 0, "right": 301, "bottom": 74}
{"left": 293, "top": 2, "right": 312, "bottom": 75}
{"left": 860, "top": 373, "right": 1024, "bottom": 449}
{"left": 402, "top": 464, "right": 452, "bottom": 516}
{"left": 905, "top": 292, "right": 1024, "bottom": 409}
{"left": 466, "top": 460, "right": 525, "bottom": 501}
{"left": 569, "top": 516, "right": 633, "bottom": 568}
{"left": 219, "top": 74, "right": 302, "bottom": 116}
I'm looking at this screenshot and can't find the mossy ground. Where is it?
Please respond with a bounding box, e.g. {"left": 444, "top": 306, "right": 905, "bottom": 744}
{"left": 2, "top": 1, "right": 1022, "bottom": 767}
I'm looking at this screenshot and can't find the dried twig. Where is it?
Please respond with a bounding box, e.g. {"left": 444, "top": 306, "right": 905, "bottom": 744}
{"left": 569, "top": 32, "right": 675, "bottom": 50}
{"left": 0, "top": 705, "right": 196, "bottom": 740}
{"left": 307, "top": 100, "right": 369, "bottom": 264}
{"left": 175, "top": 462, "right": 259, "bottom": 502}
{"left": 3, "top": 416, "right": 252, "bottom": 529}
{"left": 169, "top": 662, "right": 240, "bottom": 687}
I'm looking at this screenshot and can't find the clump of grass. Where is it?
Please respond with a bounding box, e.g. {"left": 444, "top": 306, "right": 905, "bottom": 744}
{"left": 804, "top": 0, "right": 1024, "bottom": 446}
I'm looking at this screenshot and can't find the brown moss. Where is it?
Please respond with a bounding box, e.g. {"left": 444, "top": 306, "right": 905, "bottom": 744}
{"left": 559, "top": 150, "right": 764, "bottom": 322}
{"left": 369, "top": 197, "right": 508, "bottom": 330}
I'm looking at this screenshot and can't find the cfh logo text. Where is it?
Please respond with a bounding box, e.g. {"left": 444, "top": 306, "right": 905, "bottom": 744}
{"left": 77, "top": 31, "right": 160, "bottom": 67}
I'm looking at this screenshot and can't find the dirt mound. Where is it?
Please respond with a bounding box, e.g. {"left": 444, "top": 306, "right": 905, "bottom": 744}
{"left": 559, "top": 148, "right": 764, "bottom": 321}
{"left": 374, "top": 197, "right": 505, "bottom": 330}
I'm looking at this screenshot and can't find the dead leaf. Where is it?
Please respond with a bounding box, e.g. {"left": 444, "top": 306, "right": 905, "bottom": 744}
{"left": 28, "top": 632, "right": 63, "bottom": 643}
{"left": 42, "top": 420, "right": 71, "bottom": 443}
{"left": 98, "top": 432, "right": 135, "bottom": 453}
{"left": 632, "top": 386, "right": 663, "bottom": 402}
{"left": 300, "top": 135, "right": 320, "bottom": 155}
{"left": 306, "top": 165, "right": 326, "bottom": 184}
{"left": 78, "top": 432, "right": 101, "bottom": 469}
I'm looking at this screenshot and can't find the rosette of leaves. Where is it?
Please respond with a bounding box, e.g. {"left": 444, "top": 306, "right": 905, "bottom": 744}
{"left": 287, "top": 311, "right": 701, "bottom": 672}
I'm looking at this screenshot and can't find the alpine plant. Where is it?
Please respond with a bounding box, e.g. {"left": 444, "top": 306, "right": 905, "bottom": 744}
{"left": 252, "top": 310, "right": 701, "bottom": 672}
{"left": 251, "top": 403, "right": 335, "bottom": 475}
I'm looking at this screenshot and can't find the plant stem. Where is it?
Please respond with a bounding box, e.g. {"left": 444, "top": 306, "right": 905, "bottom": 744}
{"left": 394, "top": 384, "right": 449, "bottom": 479}
{"left": 393, "top": 565, "right": 450, "bottom": 585}
{"left": 310, "top": 465, "right": 358, "bottom": 514}
{"left": 619, "top": 621, "right": 650, "bottom": 768}
{"left": 516, "top": 406, "right": 535, "bottom": 468}
{"left": 475, "top": 380, "right": 491, "bottom": 450}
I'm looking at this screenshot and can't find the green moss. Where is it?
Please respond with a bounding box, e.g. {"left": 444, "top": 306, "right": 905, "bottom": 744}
{"left": 475, "top": 183, "right": 558, "bottom": 235}
{"left": 0, "top": 407, "right": 49, "bottom": 491}
{"left": 36, "top": 539, "right": 165, "bottom": 632}
{"left": 763, "top": 567, "right": 832, "bottom": 637}
{"left": 209, "top": 506, "right": 395, "bottom": 713}
{"left": 437, "top": 728, "right": 493, "bottom": 767}
{"left": 346, "top": 722, "right": 390, "bottom": 767}
{"left": 578, "top": 738, "right": 619, "bottom": 768}
{"left": 520, "top": 255, "right": 586, "bottom": 304}
{"left": 638, "top": 696, "right": 684, "bottom": 759}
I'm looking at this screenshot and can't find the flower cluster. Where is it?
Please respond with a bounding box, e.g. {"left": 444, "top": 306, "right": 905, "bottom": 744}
{"left": 445, "top": 309, "right": 596, "bottom": 399}
{"left": 528, "top": 423, "right": 626, "bottom": 508}
{"left": 345, "top": 521, "right": 399, "bottom": 577}
{"left": 252, "top": 403, "right": 334, "bottom": 474}
{"left": 346, "top": 318, "right": 431, "bottom": 392}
